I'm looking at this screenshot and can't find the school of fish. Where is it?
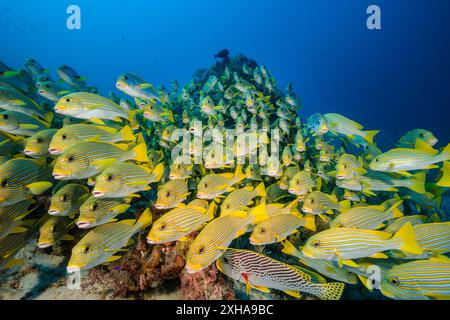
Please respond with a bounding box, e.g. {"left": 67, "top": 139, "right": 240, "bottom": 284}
{"left": 0, "top": 53, "right": 449, "bottom": 300}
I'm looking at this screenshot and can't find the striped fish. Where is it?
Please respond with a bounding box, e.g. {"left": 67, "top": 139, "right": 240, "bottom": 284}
{"left": 302, "top": 223, "right": 423, "bottom": 267}
{"left": 169, "top": 156, "right": 194, "bottom": 180}
{"left": 77, "top": 196, "right": 132, "bottom": 229}
{"left": 147, "top": 201, "right": 216, "bottom": 244}
{"left": 288, "top": 171, "right": 316, "bottom": 196}
{"left": 220, "top": 182, "right": 266, "bottom": 216}
{"left": 385, "top": 215, "right": 427, "bottom": 233}
{"left": 336, "top": 171, "right": 426, "bottom": 195}
{"left": 48, "top": 183, "right": 89, "bottom": 216}
{"left": 197, "top": 165, "right": 246, "bottom": 199}
{"left": 67, "top": 208, "right": 153, "bottom": 272}
{"left": 0, "top": 232, "right": 29, "bottom": 270}
{"left": 37, "top": 216, "right": 75, "bottom": 248}
{"left": 48, "top": 124, "right": 135, "bottom": 155}
{"left": 282, "top": 240, "right": 358, "bottom": 285}
{"left": 335, "top": 154, "right": 366, "bottom": 180}
{"left": 323, "top": 113, "right": 379, "bottom": 145}
{"left": 155, "top": 179, "right": 189, "bottom": 210}
{"left": 216, "top": 248, "right": 345, "bottom": 300}
{"left": 369, "top": 140, "right": 450, "bottom": 173}
{"left": 0, "top": 85, "right": 52, "bottom": 121}
{"left": 0, "top": 158, "right": 52, "bottom": 206}
{"left": 329, "top": 201, "right": 403, "bottom": 229}
{"left": 391, "top": 222, "right": 450, "bottom": 259}
{"left": 52, "top": 142, "right": 148, "bottom": 180}
{"left": 23, "top": 129, "right": 57, "bottom": 157}
{"left": 0, "top": 110, "right": 51, "bottom": 136}
{"left": 185, "top": 203, "right": 268, "bottom": 273}
{"left": 301, "top": 191, "right": 349, "bottom": 220}
{"left": 278, "top": 166, "right": 299, "bottom": 190}
{"left": 93, "top": 162, "right": 164, "bottom": 198}
{"left": 54, "top": 92, "right": 129, "bottom": 124}
{"left": 0, "top": 132, "right": 23, "bottom": 155}
{"left": 250, "top": 213, "right": 315, "bottom": 245}
{"left": 380, "top": 257, "right": 450, "bottom": 300}
{"left": 0, "top": 199, "right": 35, "bottom": 239}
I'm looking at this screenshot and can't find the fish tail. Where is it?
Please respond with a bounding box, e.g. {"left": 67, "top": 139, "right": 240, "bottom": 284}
{"left": 119, "top": 125, "right": 135, "bottom": 142}
{"left": 281, "top": 240, "right": 302, "bottom": 258}
{"left": 254, "top": 182, "right": 266, "bottom": 197}
{"left": 131, "top": 142, "right": 148, "bottom": 162}
{"left": 363, "top": 130, "right": 379, "bottom": 144}
{"left": 393, "top": 222, "right": 423, "bottom": 255}
{"left": 338, "top": 199, "right": 351, "bottom": 211}
{"left": 408, "top": 171, "right": 426, "bottom": 194}
{"left": 152, "top": 162, "right": 165, "bottom": 182}
{"left": 249, "top": 202, "right": 268, "bottom": 224}
{"left": 386, "top": 200, "right": 404, "bottom": 219}
{"left": 134, "top": 208, "right": 153, "bottom": 232}
{"left": 302, "top": 214, "right": 316, "bottom": 231}
{"left": 313, "top": 282, "right": 345, "bottom": 300}
{"left": 437, "top": 161, "right": 450, "bottom": 187}
{"left": 234, "top": 164, "right": 246, "bottom": 183}
{"left": 441, "top": 143, "right": 450, "bottom": 160}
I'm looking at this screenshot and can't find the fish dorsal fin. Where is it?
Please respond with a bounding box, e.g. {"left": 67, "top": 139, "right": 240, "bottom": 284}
{"left": 363, "top": 229, "right": 392, "bottom": 239}
{"left": 415, "top": 139, "right": 438, "bottom": 155}
{"left": 292, "top": 265, "right": 327, "bottom": 283}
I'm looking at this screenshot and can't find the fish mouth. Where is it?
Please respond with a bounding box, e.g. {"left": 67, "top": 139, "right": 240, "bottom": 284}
{"left": 37, "top": 242, "right": 53, "bottom": 249}
{"left": 66, "top": 265, "right": 81, "bottom": 273}
{"left": 38, "top": 90, "right": 45, "bottom": 95}
{"left": 52, "top": 173, "right": 68, "bottom": 180}
{"left": 196, "top": 193, "right": 209, "bottom": 200}
{"left": 146, "top": 237, "right": 158, "bottom": 244}
{"left": 169, "top": 175, "right": 176, "bottom": 179}
{"left": 288, "top": 189, "right": 297, "bottom": 195}
{"left": 48, "top": 148, "right": 62, "bottom": 155}
{"left": 154, "top": 204, "right": 167, "bottom": 210}
{"left": 48, "top": 209, "right": 60, "bottom": 215}
{"left": 185, "top": 265, "right": 201, "bottom": 274}
{"left": 336, "top": 174, "right": 345, "bottom": 179}
{"left": 76, "top": 221, "right": 92, "bottom": 229}
{"left": 302, "top": 207, "right": 312, "bottom": 214}
{"left": 92, "top": 190, "right": 104, "bottom": 198}
{"left": 23, "top": 150, "right": 35, "bottom": 156}
{"left": 115, "top": 82, "right": 123, "bottom": 89}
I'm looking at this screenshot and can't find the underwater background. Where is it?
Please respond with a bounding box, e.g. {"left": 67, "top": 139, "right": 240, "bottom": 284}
{"left": 2, "top": 0, "right": 450, "bottom": 147}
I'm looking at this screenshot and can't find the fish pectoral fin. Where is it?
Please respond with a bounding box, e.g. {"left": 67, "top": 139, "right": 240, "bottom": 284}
{"left": 128, "top": 193, "right": 141, "bottom": 198}
{"left": 369, "top": 252, "right": 388, "bottom": 259}
{"left": 424, "top": 293, "right": 450, "bottom": 300}
{"left": 283, "top": 290, "right": 301, "bottom": 298}
{"left": 125, "top": 180, "right": 149, "bottom": 187}
{"left": 397, "top": 171, "right": 413, "bottom": 177}
{"left": 253, "top": 285, "right": 271, "bottom": 293}
{"left": 84, "top": 135, "right": 102, "bottom": 142}
{"left": 92, "top": 158, "right": 117, "bottom": 168}
{"left": 62, "top": 234, "right": 75, "bottom": 241}
{"left": 342, "top": 259, "right": 359, "bottom": 268}
{"left": 89, "top": 118, "right": 105, "bottom": 125}
{"left": 11, "top": 226, "right": 28, "bottom": 234}
{"left": 26, "top": 181, "right": 52, "bottom": 195}
{"left": 5, "top": 258, "right": 23, "bottom": 269}
{"left": 103, "top": 255, "right": 123, "bottom": 264}
{"left": 20, "top": 124, "right": 39, "bottom": 129}
{"left": 357, "top": 275, "right": 373, "bottom": 291}
{"left": 112, "top": 204, "right": 131, "bottom": 214}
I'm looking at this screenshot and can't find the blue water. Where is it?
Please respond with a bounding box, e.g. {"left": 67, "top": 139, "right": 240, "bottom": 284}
{"left": 1, "top": 0, "right": 449, "bottom": 147}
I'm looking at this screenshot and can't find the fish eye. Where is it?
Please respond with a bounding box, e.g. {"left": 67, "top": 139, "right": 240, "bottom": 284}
{"left": 150, "top": 106, "right": 153, "bottom": 110}
{"left": 1, "top": 179, "right": 8, "bottom": 188}
{"left": 36, "top": 137, "right": 43, "bottom": 143}
{"left": 91, "top": 203, "right": 98, "bottom": 211}
{"left": 123, "top": 75, "right": 128, "bottom": 80}
{"left": 3, "top": 114, "right": 9, "bottom": 119}
{"left": 259, "top": 228, "right": 266, "bottom": 234}
{"left": 204, "top": 183, "right": 208, "bottom": 188}
{"left": 81, "top": 246, "right": 90, "bottom": 253}
{"left": 198, "top": 246, "right": 205, "bottom": 254}
{"left": 64, "top": 98, "right": 71, "bottom": 103}
{"left": 60, "top": 193, "right": 67, "bottom": 202}
{"left": 223, "top": 256, "right": 229, "bottom": 263}
{"left": 159, "top": 223, "right": 166, "bottom": 231}
{"left": 310, "top": 199, "right": 314, "bottom": 203}
{"left": 50, "top": 225, "right": 55, "bottom": 232}
{"left": 375, "top": 158, "right": 380, "bottom": 162}
{"left": 390, "top": 277, "right": 399, "bottom": 286}
{"left": 106, "top": 174, "right": 113, "bottom": 182}
{"left": 312, "top": 240, "right": 320, "bottom": 248}
{"left": 61, "top": 134, "right": 67, "bottom": 140}
{"left": 67, "top": 155, "right": 75, "bottom": 162}
{"left": 166, "top": 191, "right": 170, "bottom": 197}
{"left": 420, "top": 133, "right": 425, "bottom": 137}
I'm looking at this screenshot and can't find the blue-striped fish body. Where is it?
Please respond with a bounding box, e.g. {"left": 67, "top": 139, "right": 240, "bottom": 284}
{"left": 0, "top": 199, "right": 35, "bottom": 239}
{"left": 0, "top": 111, "right": 51, "bottom": 136}
{"left": 77, "top": 196, "right": 132, "bottom": 229}
{"left": 48, "top": 183, "right": 89, "bottom": 216}
{"left": 67, "top": 208, "right": 153, "bottom": 272}
{"left": 380, "top": 257, "right": 450, "bottom": 300}
{"left": 303, "top": 223, "right": 423, "bottom": 267}
{"left": 0, "top": 158, "right": 52, "bottom": 206}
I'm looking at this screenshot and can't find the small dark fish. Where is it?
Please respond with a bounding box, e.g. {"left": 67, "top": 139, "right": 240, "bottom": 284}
{"left": 214, "top": 49, "right": 229, "bottom": 59}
